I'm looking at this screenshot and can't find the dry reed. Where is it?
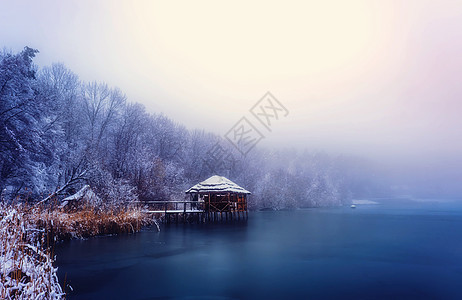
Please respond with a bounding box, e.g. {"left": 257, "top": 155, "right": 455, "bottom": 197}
{"left": 1, "top": 202, "right": 154, "bottom": 299}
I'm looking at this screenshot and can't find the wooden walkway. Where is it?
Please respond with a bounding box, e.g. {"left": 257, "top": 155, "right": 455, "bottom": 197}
{"left": 134, "top": 201, "right": 248, "bottom": 223}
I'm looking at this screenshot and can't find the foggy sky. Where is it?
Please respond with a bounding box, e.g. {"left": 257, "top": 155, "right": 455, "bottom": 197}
{"left": 1, "top": 0, "right": 462, "bottom": 168}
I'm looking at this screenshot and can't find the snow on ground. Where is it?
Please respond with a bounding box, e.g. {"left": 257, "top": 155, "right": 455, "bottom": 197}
{"left": 60, "top": 185, "right": 101, "bottom": 208}
{"left": 351, "top": 199, "right": 380, "bottom": 205}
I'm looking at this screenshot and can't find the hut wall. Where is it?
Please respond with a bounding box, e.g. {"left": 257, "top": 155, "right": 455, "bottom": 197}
{"left": 200, "top": 192, "right": 247, "bottom": 213}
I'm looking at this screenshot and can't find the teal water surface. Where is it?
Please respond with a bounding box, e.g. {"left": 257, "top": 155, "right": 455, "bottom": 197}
{"left": 55, "top": 200, "right": 462, "bottom": 299}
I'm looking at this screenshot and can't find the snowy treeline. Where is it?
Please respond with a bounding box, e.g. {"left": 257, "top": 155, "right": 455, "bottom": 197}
{"left": 0, "top": 47, "right": 385, "bottom": 209}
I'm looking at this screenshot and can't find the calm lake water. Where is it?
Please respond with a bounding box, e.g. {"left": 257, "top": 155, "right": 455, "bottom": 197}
{"left": 56, "top": 200, "right": 462, "bottom": 299}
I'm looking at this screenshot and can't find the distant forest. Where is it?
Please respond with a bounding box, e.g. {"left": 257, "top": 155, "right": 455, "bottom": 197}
{"left": 1, "top": 47, "right": 388, "bottom": 209}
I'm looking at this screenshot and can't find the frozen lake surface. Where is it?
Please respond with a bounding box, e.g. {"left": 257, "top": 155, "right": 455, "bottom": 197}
{"left": 56, "top": 200, "right": 462, "bottom": 299}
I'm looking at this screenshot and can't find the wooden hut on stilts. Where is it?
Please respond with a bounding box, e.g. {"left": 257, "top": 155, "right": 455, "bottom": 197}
{"left": 186, "top": 175, "right": 250, "bottom": 222}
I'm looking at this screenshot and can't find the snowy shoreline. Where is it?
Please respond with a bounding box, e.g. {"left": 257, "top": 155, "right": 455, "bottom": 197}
{"left": 351, "top": 199, "right": 380, "bottom": 205}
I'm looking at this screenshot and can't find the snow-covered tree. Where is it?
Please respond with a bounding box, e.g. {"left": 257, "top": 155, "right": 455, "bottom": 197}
{"left": 0, "top": 47, "right": 46, "bottom": 198}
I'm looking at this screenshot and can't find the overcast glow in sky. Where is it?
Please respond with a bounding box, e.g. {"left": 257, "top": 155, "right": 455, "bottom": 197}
{"left": 1, "top": 0, "right": 462, "bottom": 164}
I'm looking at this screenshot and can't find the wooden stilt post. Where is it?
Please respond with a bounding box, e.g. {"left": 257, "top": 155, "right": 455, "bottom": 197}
{"left": 183, "top": 201, "right": 187, "bottom": 223}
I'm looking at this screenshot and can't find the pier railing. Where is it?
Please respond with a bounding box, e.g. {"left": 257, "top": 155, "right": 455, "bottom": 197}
{"left": 131, "top": 200, "right": 248, "bottom": 223}
{"left": 132, "top": 201, "right": 202, "bottom": 214}
{"left": 133, "top": 200, "right": 247, "bottom": 213}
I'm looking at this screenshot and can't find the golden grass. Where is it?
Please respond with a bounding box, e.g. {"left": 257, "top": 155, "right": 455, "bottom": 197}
{"left": 32, "top": 205, "right": 153, "bottom": 242}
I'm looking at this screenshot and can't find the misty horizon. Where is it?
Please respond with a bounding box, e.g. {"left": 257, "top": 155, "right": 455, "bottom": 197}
{"left": 1, "top": 1, "right": 462, "bottom": 198}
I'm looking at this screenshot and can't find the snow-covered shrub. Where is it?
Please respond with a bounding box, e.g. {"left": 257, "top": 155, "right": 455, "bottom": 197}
{"left": 101, "top": 178, "right": 138, "bottom": 205}
{"left": 59, "top": 184, "right": 102, "bottom": 211}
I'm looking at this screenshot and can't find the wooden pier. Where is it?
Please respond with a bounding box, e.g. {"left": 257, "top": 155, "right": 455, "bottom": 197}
{"left": 135, "top": 176, "right": 250, "bottom": 224}
{"left": 135, "top": 200, "right": 248, "bottom": 224}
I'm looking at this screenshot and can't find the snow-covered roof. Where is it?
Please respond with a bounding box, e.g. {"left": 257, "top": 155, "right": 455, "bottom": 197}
{"left": 185, "top": 175, "right": 251, "bottom": 194}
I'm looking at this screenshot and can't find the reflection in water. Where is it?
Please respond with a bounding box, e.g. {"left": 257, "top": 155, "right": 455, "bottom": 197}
{"left": 56, "top": 201, "right": 462, "bottom": 299}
